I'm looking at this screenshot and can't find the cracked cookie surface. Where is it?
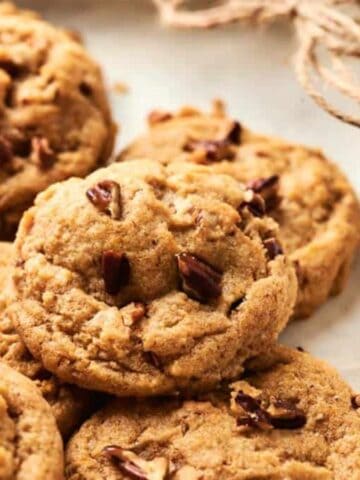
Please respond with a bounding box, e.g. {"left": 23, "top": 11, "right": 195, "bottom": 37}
{"left": 120, "top": 106, "right": 360, "bottom": 318}
{"left": 65, "top": 345, "right": 360, "bottom": 480}
{"left": 0, "top": 241, "right": 100, "bottom": 438}
{"left": 0, "top": 361, "right": 63, "bottom": 480}
{"left": 0, "top": 2, "right": 115, "bottom": 240}
{"left": 11, "top": 160, "right": 296, "bottom": 396}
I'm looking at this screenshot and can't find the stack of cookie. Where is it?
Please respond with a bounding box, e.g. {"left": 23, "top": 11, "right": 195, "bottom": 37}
{"left": 1, "top": 4, "right": 360, "bottom": 480}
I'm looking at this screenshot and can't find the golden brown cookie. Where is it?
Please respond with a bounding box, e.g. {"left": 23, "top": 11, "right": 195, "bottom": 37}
{"left": 0, "top": 241, "right": 100, "bottom": 438}
{"left": 0, "top": 241, "right": 13, "bottom": 294}
{"left": 65, "top": 345, "right": 360, "bottom": 480}
{"left": 120, "top": 105, "right": 360, "bottom": 318}
{"left": 0, "top": 361, "right": 64, "bottom": 480}
{"left": 11, "top": 160, "right": 296, "bottom": 396}
{"left": 0, "top": 3, "right": 115, "bottom": 240}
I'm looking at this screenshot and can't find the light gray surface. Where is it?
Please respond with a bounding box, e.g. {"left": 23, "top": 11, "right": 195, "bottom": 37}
{"left": 19, "top": 0, "right": 360, "bottom": 387}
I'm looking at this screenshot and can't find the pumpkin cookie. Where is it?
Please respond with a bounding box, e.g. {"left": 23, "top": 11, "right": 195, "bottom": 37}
{"left": 65, "top": 346, "right": 360, "bottom": 480}
{"left": 11, "top": 160, "right": 296, "bottom": 396}
{"left": 0, "top": 361, "right": 64, "bottom": 480}
{"left": 120, "top": 105, "right": 360, "bottom": 318}
{"left": 0, "top": 2, "right": 115, "bottom": 239}
{"left": 0, "top": 241, "right": 100, "bottom": 438}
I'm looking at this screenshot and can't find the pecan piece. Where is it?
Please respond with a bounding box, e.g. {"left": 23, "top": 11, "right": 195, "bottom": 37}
{"left": 86, "top": 180, "right": 122, "bottom": 219}
{"left": 225, "top": 121, "right": 242, "bottom": 145}
{"left": 239, "top": 191, "right": 265, "bottom": 217}
{"left": 176, "top": 253, "right": 222, "bottom": 302}
{"left": 263, "top": 238, "right": 283, "bottom": 260}
{"left": 0, "top": 136, "right": 13, "bottom": 166}
{"left": 267, "top": 399, "right": 307, "bottom": 429}
{"left": 246, "top": 175, "right": 280, "bottom": 212}
{"left": 235, "top": 391, "right": 307, "bottom": 431}
{"left": 183, "top": 139, "right": 234, "bottom": 162}
{"left": 235, "top": 391, "right": 272, "bottom": 430}
{"left": 31, "top": 137, "right": 56, "bottom": 169}
{"left": 102, "top": 251, "right": 130, "bottom": 295}
{"left": 351, "top": 395, "right": 360, "bottom": 409}
{"left": 102, "top": 445, "right": 169, "bottom": 480}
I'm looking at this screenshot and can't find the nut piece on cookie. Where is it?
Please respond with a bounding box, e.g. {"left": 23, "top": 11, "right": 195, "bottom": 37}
{"left": 102, "top": 445, "right": 170, "bottom": 480}
{"left": 0, "top": 3, "right": 116, "bottom": 240}
{"left": 119, "top": 105, "right": 360, "bottom": 318}
{"left": 11, "top": 160, "right": 297, "bottom": 396}
{"left": 65, "top": 346, "right": 360, "bottom": 480}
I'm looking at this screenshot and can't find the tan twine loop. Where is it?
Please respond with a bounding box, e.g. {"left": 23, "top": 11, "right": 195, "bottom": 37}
{"left": 153, "top": 0, "right": 360, "bottom": 127}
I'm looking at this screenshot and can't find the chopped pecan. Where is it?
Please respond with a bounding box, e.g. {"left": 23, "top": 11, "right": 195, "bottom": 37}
{"left": 235, "top": 391, "right": 307, "bottom": 431}
{"left": 176, "top": 253, "right": 222, "bottom": 302}
{"left": 267, "top": 398, "right": 307, "bottom": 429}
{"left": 247, "top": 175, "right": 279, "bottom": 193}
{"left": 102, "top": 251, "right": 130, "bottom": 295}
{"left": 183, "top": 139, "right": 234, "bottom": 162}
{"left": 246, "top": 175, "right": 280, "bottom": 212}
{"left": 239, "top": 191, "right": 265, "bottom": 218}
{"left": 225, "top": 121, "right": 242, "bottom": 145}
{"left": 31, "top": 137, "right": 56, "bottom": 169}
{"left": 351, "top": 395, "right": 360, "bottom": 409}
{"left": 263, "top": 238, "right": 283, "bottom": 260}
{"left": 235, "top": 391, "right": 272, "bottom": 430}
{"left": 86, "top": 180, "right": 122, "bottom": 219}
{"left": 148, "top": 110, "right": 173, "bottom": 125}
{"left": 102, "top": 445, "right": 169, "bottom": 480}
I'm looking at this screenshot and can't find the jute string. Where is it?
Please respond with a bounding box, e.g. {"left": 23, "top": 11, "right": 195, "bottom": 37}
{"left": 153, "top": 0, "right": 360, "bottom": 127}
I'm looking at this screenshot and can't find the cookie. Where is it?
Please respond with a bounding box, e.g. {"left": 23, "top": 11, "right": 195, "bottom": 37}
{"left": 11, "top": 160, "right": 296, "bottom": 396}
{"left": 65, "top": 345, "right": 360, "bottom": 480}
{"left": 0, "top": 2, "right": 115, "bottom": 240}
{"left": 0, "top": 241, "right": 100, "bottom": 438}
{"left": 120, "top": 105, "right": 360, "bottom": 318}
{"left": 0, "top": 241, "right": 14, "bottom": 295}
{"left": 0, "top": 361, "right": 64, "bottom": 480}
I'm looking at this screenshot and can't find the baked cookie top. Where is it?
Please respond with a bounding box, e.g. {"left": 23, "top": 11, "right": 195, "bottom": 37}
{"left": 0, "top": 241, "right": 99, "bottom": 438}
{"left": 66, "top": 346, "right": 360, "bottom": 480}
{"left": 12, "top": 160, "right": 296, "bottom": 396}
{"left": 0, "top": 242, "right": 14, "bottom": 295}
{"left": 120, "top": 105, "right": 360, "bottom": 318}
{"left": 0, "top": 2, "right": 115, "bottom": 239}
{"left": 0, "top": 361, "right": 63, "bottom": 480}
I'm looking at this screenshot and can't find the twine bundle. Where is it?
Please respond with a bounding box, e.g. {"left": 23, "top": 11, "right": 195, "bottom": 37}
{"left": 153, "top": 0, "right": 360, "bottom": 127}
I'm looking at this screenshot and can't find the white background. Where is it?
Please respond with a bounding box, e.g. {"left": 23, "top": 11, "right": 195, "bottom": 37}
{"left": 19, "top": 0, "right": 360, "bottom": 387}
